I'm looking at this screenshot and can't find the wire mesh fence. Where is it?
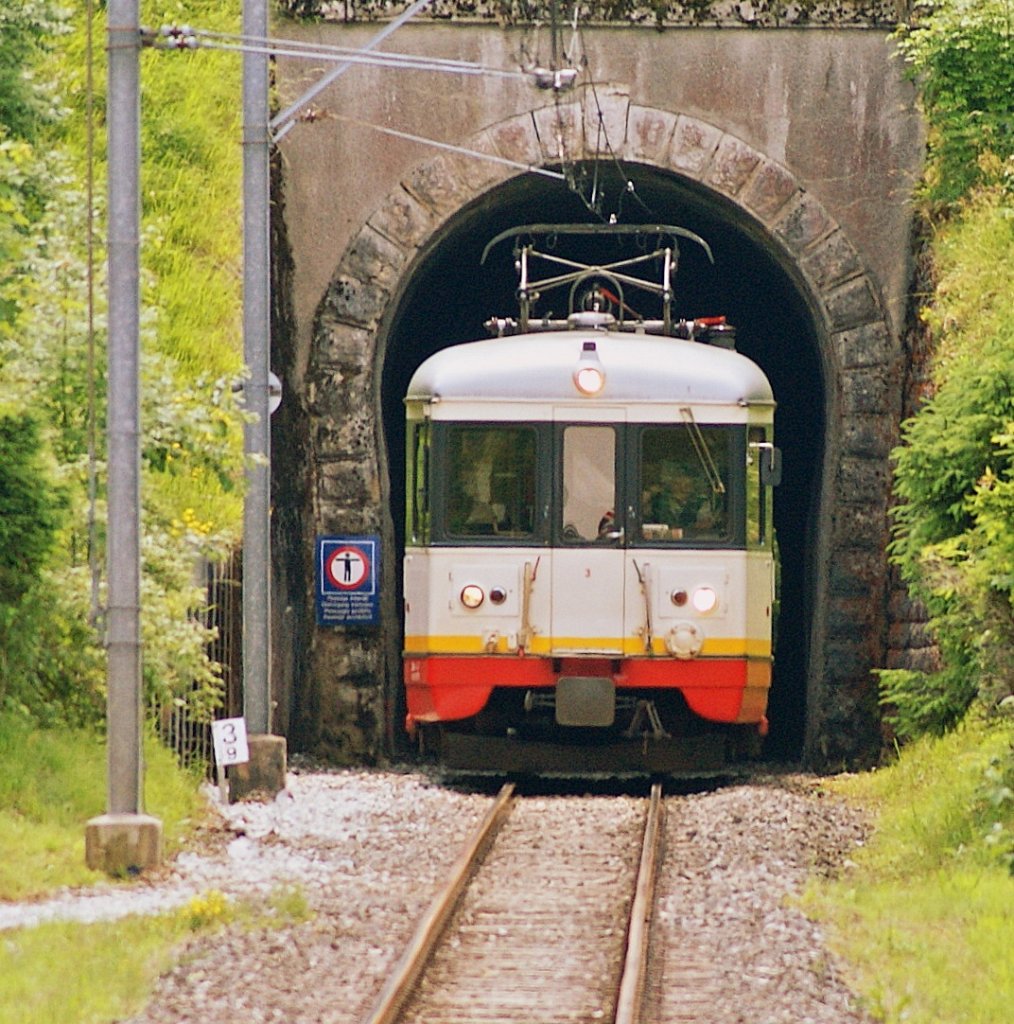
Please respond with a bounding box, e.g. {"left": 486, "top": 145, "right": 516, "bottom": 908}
{"left": 151, "top": 549, "right": 243, "bottom": 773}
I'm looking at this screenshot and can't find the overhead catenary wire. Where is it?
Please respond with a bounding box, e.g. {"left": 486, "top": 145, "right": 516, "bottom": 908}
{"left": 146, "top": 19, "right": 573, "bottom": 179}
{"left": 270, "top": 0, "right": 435, "bottom": 139}
{"left": 146, "top": 16, "right": 580, "bottom": 143}
{"left": 191, "top": 27, "right": 530, "bottom": 81}
{"left": 319, "top": 109, "right": 567, "bottom": 182}
{"left": 168, "top": 33, "right": 531, "bottom": 82}
{"left": 149, "top": 10, "right": 644, "bottom": 218}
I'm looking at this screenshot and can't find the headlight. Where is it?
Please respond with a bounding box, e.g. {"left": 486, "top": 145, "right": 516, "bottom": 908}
{"left": 691, "top": 586, "right": 718, "bottom": 614}
{"left": 574, "top": 365, "right": 605, "bottom": 395}
{"left": 489, "top": 586, "right": 508, "bottom": 605}
{"left": 460, "top": 584, "right": 485, "bottom": 609}
{"left": 573, "top": 341, "right": 606, "bottom": 396}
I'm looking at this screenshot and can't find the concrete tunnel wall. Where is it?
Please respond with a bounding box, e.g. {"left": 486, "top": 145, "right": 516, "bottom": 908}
{"left": 267, "top": 23, "right": 925, "bottom": 768}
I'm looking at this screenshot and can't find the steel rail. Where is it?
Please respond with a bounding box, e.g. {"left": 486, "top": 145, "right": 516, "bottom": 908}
{"left": 614, "top": 782, "right": 665, "bottom": 1024}
{"left": 360, "top": 782, "right": 516, "bottom": 1024}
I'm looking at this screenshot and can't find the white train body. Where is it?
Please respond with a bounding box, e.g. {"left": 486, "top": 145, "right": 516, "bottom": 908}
{"left": 402, "top": 228, "right": 780, "bottom": 772}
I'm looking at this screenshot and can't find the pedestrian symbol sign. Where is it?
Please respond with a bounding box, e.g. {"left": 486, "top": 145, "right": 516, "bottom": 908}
{"left": 325, "top": 545, "right": 370, "bottom": 590}
{"left": 316, "top": 535, "right": 380, "bottom": 626}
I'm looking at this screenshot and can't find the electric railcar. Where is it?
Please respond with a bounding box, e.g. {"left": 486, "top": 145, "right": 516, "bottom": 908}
{"left": 403, "top": 225, "right": 781, "bottom": 774}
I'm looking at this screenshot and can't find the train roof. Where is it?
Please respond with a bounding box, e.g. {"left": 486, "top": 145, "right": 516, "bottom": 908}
{"left": 405, "top": 330, "right": 774, "bottom": 407}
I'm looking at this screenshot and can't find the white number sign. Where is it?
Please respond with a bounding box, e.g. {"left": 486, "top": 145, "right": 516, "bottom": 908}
{"left": 211, "top": 717, "right": 250, "bottom": 766}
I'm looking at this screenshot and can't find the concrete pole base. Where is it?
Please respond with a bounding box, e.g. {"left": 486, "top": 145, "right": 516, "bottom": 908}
{"left": 84, "top": 813, "right": 163, "bottom": 875}
{"left": 227, "top": 733, "right": 287, "bottom": 802}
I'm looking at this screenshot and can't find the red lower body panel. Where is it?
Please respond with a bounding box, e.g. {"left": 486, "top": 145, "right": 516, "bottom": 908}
{"left": 403, "top": 654, "right": 770, "bottom": 730}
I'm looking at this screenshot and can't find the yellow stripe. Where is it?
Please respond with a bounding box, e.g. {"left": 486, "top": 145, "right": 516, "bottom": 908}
{"left": 404, "top": 634, "right": 772, "bottom": 657}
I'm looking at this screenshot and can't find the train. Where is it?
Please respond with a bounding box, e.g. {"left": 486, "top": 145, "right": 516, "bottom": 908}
{"left": 402, "top": 224, "right": 780, "bottom": 774}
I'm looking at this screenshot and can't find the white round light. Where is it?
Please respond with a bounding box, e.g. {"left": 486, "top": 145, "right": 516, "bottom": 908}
{"left": 692, "top": 586, "right": 718, "bottom": 614}
{"left": 460, "top": 584, "right": 485, "bottom": 609}
{"left": 666, "top": 621, "right": 703, "bottom": 658}
{"left": 574, "top": 365, "right": 605, "bottom": 395}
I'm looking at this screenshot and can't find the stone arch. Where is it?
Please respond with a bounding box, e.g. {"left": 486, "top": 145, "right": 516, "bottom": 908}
{"left": 305, "top": 91, "right": 899, "bottom": 768}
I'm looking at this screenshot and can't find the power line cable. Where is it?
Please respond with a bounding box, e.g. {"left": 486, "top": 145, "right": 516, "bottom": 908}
{"left": 317, "top": 108, "right": 567, "bottom": 182}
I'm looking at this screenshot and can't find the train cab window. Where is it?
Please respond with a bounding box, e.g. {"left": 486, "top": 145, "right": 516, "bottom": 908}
{"left": 638, "top": 426, "right": 731, "bottom": 542}
{"left": 747, "top": 426, "right": 773, "bottom": 547}
{"left": 561, "top": 425, "right": 617, "bottom": 542}
{"left": 444, "top": 425, "right": 537, "bottom": 540}
{"left": 407, "top": 420, "right": 431, "bottom": 544}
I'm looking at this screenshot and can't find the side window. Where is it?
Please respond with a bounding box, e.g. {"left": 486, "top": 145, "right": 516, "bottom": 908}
{"left": 445, "top": 426, "right": 537, "bottom": 539}
{"left": 561, "top": 425, "right": 617, "bottom": 542}
{"left": 408, "top": 421, "right": 430, "bottom": 544}
{"left": 747, "top": 426, "right": 769, "bottom": 547}
{"left": 639, "top": 426, "right": 730, "bottom": 541}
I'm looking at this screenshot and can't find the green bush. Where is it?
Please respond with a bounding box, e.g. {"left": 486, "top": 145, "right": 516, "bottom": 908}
{"left": 876, "top": 667, "right": 977, "bottom": 742}
{"left": 0, "top": 410, "right": 104, "bottom": 727}
{"left": 884, "top": 6, "right": 1014, "bottom": 738}
{"left": 0, "top": 1, "right": 246, "bottom": 732}
{"left": 895, "top": 0, "right": 1014, "bottom": 207}
{"left": 0, "top": 0, "right": 61, "bottom": 332}
{"left": 0, "top": 409, "right": 64, "bottom": 607}
{"left": 0, "top": 0, "right": 64, "bottom": 144}
{"left": 886, "top": 3, "right": 1014, "bottom": 739}
{"left": 886, "top": 190, "right": 1014, "bottom": 737}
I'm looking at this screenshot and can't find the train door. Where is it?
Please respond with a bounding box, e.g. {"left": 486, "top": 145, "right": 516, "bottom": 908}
{"left": 550, "top": 414, "right": 627, "bottom": 654}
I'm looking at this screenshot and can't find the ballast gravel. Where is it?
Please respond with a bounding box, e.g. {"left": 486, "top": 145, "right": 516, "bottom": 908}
{"left": 1, "top": 765, "right": 873, "bottom": 1024}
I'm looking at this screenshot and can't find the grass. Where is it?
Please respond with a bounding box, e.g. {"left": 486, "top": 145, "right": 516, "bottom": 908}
{"left": 806, "top": 715, "right": 1014, "bottom": 1023}
{"left": 924, "top": 188, "right": 1014, "bottom": 373}
{"left": 0, "top": 714, "right": 209, "bottom": 899}
{"left": 0, "top": 714, "right": 311, "bottom": 1022}
{"left": 8, "top": 717, "right": 1010, "bottom": 1024}
{"left": 0, "top": 888, "right": 312, "bottom": 1024}
{"left": 0, "top": 915, "right": 195, "bottom": 1024}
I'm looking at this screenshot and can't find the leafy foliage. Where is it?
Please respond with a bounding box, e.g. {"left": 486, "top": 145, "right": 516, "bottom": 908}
{"left": 881, "top": 5, "right": 1014, "bottom": 742}
{"left": 886, "top": 191, "right": 1014, "bottom": 737}
{"left": 894, "top": 0, "right": 1014, "bottom": 206}
{"left": 0, "top": 0, "right": 61, "bottom": 333}
{"left": 0, "top": 410, "right": 64, "bottom": 606}
{"left": 0, "top": 412, "right": 104, "bottom": 726}
{"left": 0, "top": 1, "right": 246, "bottom": 732}
{"left": 0, "top": 0, "right": 65, "bottom": 143}
{"left": 980, "top": 733, "right": 1014, "bottom": 875}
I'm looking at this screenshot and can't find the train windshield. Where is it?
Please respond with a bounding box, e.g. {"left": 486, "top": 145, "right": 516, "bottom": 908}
{"left": 638, "top": 426, "right": 733, "bottom": 543}
{"left": 424, "top": 421, "right": 754, "bottom": 547}
{"left": 561, "top": 425, "right": 617, "bottom": 542}
{"left": 444, "top": 425, "right": 538, "bottom": 539}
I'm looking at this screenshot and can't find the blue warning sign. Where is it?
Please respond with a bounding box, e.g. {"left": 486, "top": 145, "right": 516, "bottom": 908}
{"left": 316, "top": 535, "right": 380, "bottom": 626}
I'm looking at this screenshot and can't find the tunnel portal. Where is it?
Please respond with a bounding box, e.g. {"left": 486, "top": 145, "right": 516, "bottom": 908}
{"left": 274, "top": 59, "right": 917, "bottom": 768}
{"left": 378, "top": 163, "right": 823, "bottom": 760}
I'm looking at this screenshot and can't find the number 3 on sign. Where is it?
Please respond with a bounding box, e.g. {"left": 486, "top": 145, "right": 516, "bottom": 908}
{"left": 212, "top": 717, "right": 250, "bottom": 767}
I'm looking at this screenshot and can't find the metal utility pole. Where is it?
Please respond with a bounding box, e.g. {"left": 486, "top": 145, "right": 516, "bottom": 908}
{"left": 106, "top": 0, "right": 143, "bottom": 817}
{"left": 242, "top": 0, "right": 271, "bottom": 737}
{"left": 234, "top": 0, "right": 287, "bottom": 799}
{"left": 85, "top": 0, "right": 162, "bottom": 873}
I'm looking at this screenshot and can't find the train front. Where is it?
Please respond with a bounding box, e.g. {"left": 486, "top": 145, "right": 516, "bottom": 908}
{"left": 401, "top": 228, "right": 780, "bottom": 775}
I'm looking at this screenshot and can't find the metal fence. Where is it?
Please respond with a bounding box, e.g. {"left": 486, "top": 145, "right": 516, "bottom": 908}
{"left": 151, "top": 549, "right": 243, "bottom": 772}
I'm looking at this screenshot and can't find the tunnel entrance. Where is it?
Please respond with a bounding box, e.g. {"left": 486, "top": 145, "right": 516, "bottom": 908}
{"left": 379, "top": 162, "right": 824, "bottom": 761}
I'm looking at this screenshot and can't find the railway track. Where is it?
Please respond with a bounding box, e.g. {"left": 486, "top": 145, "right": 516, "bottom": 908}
{"left": 362, "top": 783, "right": 665, "bottom": 1024}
